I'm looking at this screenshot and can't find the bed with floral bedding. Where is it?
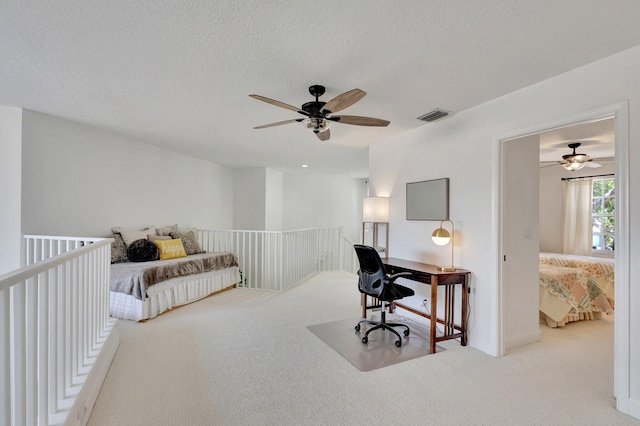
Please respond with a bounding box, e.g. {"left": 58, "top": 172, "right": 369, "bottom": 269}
{"left": 538, "top": 252, "right": 614, "bottom": 328}
{"left": 108, "top": 225, "right": 240, "bottom": 321}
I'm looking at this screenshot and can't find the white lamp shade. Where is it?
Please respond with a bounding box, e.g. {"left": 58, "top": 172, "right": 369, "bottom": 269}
{"left": 363, "top": 197, "right": 389, "bottom": 222}
{"left": 431, "top": 227, "right": 451, "bottom": 246}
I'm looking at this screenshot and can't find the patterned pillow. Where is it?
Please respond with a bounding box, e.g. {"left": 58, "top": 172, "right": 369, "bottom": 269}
{"left": 156, "top": 224, "right": 179, "bottom": 236}
{"left": 169, "top": 230, "right": 205, "bottom": 255}
{"left": 110, "top": 233, "right": 128, "bottom": 264}
{"left": 127, "top": 239, "right": 159, "bottom": 262}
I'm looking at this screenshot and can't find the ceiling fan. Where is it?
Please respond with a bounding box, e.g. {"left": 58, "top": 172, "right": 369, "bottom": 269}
{"left": 249, "top": 84, "right": 390, "bottom": 141}
{"left": 540, "top": 142, "right": 609, "bottom": 171}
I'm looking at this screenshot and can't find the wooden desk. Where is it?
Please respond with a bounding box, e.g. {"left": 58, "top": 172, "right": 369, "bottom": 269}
{"left": 360, "top": 258, "right": 470, "bottom": 354}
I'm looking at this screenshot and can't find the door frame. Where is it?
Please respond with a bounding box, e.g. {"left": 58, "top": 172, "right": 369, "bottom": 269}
{"left": 494, "top": 101, "right": 630, "bottom": 410}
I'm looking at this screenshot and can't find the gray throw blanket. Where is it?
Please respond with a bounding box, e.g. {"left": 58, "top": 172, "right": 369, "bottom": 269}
{"left": 110, "top": 252, "right": 238, "bottom": 300}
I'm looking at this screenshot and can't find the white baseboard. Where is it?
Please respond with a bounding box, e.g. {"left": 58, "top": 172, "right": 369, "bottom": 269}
{"left": 64, "top": 328, "right": 120, "bottom": 426}
{"left": 505, "top": 328, "right": 541, "bottom": 350}
{"left": 627, "top": 397, "right": 640, "bottom": 420}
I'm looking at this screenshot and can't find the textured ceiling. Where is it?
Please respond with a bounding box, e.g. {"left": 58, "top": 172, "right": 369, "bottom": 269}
{"left": 539, "top": 118, "right": 615, "bottom": 162}
{"left": 2, "top": 1, "right": 640, "bottom": 177}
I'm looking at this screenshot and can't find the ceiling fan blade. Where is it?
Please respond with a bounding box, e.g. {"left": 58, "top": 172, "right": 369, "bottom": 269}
{"left": 539, "top": 162, "right": 561, "bottom": 168}
{"left": 316, "top": 129, "right": 331, "bottom": 141}
{"left": 592, "top": 157, "right": 615, "bottom": 163}
{"left": 320, "top": 89, "right": 366, "bottom": 114}
{"left": 249, "top": 94, "right": 309, "bottom": 116}
{"left": 584, "top": 162, "right": 602, "bottom": 168}
{"left": 329, "top": 115, "right": 390, "bottom": 127}
{"left": 253, "top": 118, "right": 303, "bottom": 129}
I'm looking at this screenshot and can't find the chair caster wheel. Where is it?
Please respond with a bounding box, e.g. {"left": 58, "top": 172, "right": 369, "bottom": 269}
{"left": 395, "top": 340, "right": 402, "bottom": 348}
{"left": 362, "top": 336, "right": 368, "bottom": 344}
{"left": 404, "top": 329, "right": 410, "bottom": 337}
{"left": 355, "top": 324, "right": 361, "bottom": 332}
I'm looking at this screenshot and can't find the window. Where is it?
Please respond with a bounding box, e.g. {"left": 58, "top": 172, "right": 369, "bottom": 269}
{"left": 592, "top": 178, "right": 615, "bottom": 252}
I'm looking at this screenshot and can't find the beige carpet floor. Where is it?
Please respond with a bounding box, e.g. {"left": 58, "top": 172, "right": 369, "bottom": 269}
{"left": 88, "top": 271, "right": 639, "bottom": 425}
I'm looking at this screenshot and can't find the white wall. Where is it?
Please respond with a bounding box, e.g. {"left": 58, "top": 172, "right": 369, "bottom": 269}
{"left": 265, "top": 168, "right": 283, "bottom": 231}
{"left": 21, "top": 111, "right": 234, "bottom": 237}
{"left": 282, "top": 174, "right": 367, "bottom": 243}
{"left": 18, "top": 111, "right": 364, "bottom": 241}
{"left": 369, "top": 45, "right": 640, "bottom": 417}
{"left": 234, "top": 169, "right": 365, "bottom": 238}
{"left": 0, "top": 106, "right": 23, "bottom": 274}
{"left": 539, "top": 160, "right": 615, "bottom": 253}
{"left": 502, "top": 135, "right": 541, "bottom": 349}
{"left": 233, "top": 168, "right": 267, "bottom": 230}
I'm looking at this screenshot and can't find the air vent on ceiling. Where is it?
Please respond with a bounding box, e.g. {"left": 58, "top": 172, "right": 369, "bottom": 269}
{"left": 417, "top": 109, "right": 451, "bottom": 123}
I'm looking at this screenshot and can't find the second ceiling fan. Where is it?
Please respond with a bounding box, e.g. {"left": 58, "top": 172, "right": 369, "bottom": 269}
{"left": 541, "top": 142, "right": 612, "bottom": 171}
{"left": 249, "top": 84, "right": 390, "bottom": 141}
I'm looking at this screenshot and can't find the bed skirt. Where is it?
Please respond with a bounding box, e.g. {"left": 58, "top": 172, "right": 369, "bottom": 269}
{"left": 110, "top": 266, "right": 240, "bottom": 321}
{"left": 539, "top": 285, "right": 605, "bottom": 328}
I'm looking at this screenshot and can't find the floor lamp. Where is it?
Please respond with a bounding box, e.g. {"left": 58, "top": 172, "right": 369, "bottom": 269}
{"left": 362, "top": 196, "right": 389, "bottom": 258}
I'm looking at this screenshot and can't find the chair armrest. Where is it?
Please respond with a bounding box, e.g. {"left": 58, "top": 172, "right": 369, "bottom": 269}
{"left": 388, "top": 271, "right": 413, "bottom": 283}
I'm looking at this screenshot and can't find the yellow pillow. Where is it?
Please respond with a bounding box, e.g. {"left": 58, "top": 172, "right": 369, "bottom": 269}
{"left": 154, "top": 238, "right": 187, "bottom": 260}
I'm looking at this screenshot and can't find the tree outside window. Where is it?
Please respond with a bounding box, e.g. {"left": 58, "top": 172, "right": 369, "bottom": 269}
{"left": 592, "top": 178, "right": 615, "bottom": 252}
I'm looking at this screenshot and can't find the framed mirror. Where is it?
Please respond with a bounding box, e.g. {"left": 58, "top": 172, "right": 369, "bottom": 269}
{"left": 406, "top": 178, "right": 449, "bottom": 221}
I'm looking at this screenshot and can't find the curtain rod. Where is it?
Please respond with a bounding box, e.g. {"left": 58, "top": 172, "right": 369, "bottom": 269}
{"left": 561, "top": 173, "right": 614, "bottom": 182}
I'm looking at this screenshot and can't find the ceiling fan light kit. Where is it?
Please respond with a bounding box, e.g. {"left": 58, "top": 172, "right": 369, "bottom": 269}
{"left": 541, "top": 142, "right": 604, "bottom": 171}
{"left": 302, "top": 117, "right": 330, "bottom": 133}
{"left": 562, "top": 161, "right": 587, "bottom": 171}
{"left": 561, "top": 142, "right": 592, "bottom": 171}
{"left": 249, "top": 84, "right": 389, "bottom": 141}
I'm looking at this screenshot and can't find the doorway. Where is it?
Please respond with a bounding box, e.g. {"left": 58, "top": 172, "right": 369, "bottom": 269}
{"left": 498, "top": 102, "right": 630, "bottom": 408}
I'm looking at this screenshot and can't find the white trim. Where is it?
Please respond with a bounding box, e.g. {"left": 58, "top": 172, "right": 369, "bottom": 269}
{"left": 493, "top": 133, "right": 504, "bottom": 357}
{"left": 505, "top": 329, "right": 542, "bottom": 351}
{"left": 613, "top": 101, "right": 630, "bottom": 414}
{"left": 64, "top": 330, "right": 119, "bottom": 426}
{"left": 495, "top": 101, "right": 630, "bottom": 413}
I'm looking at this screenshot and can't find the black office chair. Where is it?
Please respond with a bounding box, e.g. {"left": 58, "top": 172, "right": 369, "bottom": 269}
{"left": 354, "top": 244, "right": 415, "bottom": 347}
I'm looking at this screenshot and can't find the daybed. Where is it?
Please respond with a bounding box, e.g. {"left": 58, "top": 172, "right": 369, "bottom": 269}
{"left": 109, "top": 225, "right": 240, "bottom": 321}
{"left": 538, "top": 252, "right": 614, "bottom": 328}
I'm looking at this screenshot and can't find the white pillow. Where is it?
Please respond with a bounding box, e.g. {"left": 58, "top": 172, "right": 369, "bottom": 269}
{"left": 112, "top": 226, "right": 157, "bottom": 247}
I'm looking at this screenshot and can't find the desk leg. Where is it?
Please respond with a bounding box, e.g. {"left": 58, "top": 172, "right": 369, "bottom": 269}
{"left": 461, "top": 274, "right": 469, "bottom": 346}
{"left": 430, "top": 275, "right": 438, "bottom": 354}
{"left": 361, "top": 293, "right": 366, "bottom": 318}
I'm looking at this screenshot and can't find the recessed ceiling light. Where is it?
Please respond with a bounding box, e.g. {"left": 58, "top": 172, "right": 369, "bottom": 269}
{"left": 302, "top": 164, "right": 309, "bottom": 168}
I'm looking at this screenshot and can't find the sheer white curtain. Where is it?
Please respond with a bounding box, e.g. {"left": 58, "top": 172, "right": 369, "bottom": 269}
{"left": 561, "top": 179, "right": 593, "bottom": 255}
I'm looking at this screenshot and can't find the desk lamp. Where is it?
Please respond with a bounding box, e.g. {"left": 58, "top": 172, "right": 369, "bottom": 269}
{"left": 432, "top": 219, "right": 455, "bottom": 272}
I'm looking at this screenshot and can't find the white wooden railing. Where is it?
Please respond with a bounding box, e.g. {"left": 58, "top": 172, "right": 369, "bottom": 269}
{"left": 340, "top": 235, "right": 359, "bottom": 274}
{"left": 23, "top": 236, "right": 104, "bottom": 265}
{"left": 1, "top": 237, "right": 118, "bottom": 426}
{"left": 2, "top": 228, "right": 355, "bottom": 425}
{"left": 198, "top": 227, "right": 357, "bottom": 291}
